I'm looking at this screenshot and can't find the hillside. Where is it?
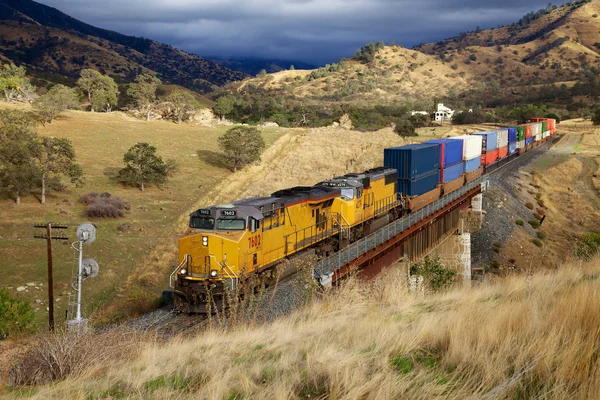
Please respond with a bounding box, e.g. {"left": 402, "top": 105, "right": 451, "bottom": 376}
{"left": 212, "top": 58, "right": 316, "bottom": 76}
{"left": 230, "top": 0, "right": 600, "bottom": 104}
{"left": 0, "top": 0, "right": 247, "bottom": 92}
{"left": 4, "top": 255, "right": 600, "bottom": 399}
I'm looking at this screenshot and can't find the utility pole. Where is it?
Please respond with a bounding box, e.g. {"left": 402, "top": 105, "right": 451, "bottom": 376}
{"left": 34, "top": 222, "right": 68, "bottom": 332}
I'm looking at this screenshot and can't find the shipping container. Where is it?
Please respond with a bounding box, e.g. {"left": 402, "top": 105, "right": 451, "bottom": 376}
{"left": 396, "top": 170, "right": 440, "bottom": 197}
{"left": 384, "top": 144, "right": 440, "bottom": 181}
{"left": 531, "top": 122, "right": 542, "bottom": 137}
{"left": 509, "top": 142, "right": 517, "bottom": 155}
{"left": 464, "top": 157, "right": 481, "bottom": 173}
{"left": 507, "top": 128, "right": 517, "bottom": 143}
{"left": 497, "top": 129, "right": 509, "bottom": 148}
{"left": 516, "top": 140, "right": 525, "bottom": 149}
{"left": 541, "top": 122, "right": 547, "bottom": 133}
{"left": 542, "top": 131, "right": 550, "bottom": 139}
{"left": 524, "top": 124, "right": 532, "bottom": 138}
{"left": 440, "top": 162, "right": 464, "bottom": 183}
{"left": 465, "top": 166, "right": 484, "bottom": 183}
{"left": 482, "top": 149, "right": 499, "bottom": 165}
{"left": 498, "top": 146, "right": 508, "bottom": 159}
{"left": 441, "top": 176, "right": 464, "bottom": 195}
{"left": 526, "top": 137, "right": 533, "bottom": 146}
{"left": 515, "top": 126, "right": 525, "bottom": 141}
{"left": 447, "top": 135, "right": 482, "bottom": 161}
{"left": 534, "top": 134, "right": 542, "bottom": 142}
{"left": 426, "top": 139, "right": 463, "bottom": 168}
{"left": 472, "top": 131, "right": 498, "bottom": 152}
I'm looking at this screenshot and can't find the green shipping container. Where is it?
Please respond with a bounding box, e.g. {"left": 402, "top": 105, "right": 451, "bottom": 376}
{"left": 541, "top": 121, "right": 547, "bottom": 133}
{"left": 514, "top": 126, "right": 525, "bottom": 142}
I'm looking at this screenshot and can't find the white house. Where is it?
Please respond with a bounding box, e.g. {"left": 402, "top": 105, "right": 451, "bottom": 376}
{"left": 434, "top": 103, "right": 454, "bottom": 122}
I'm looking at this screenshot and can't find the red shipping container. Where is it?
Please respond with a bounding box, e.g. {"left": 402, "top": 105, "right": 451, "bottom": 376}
{"left": 524, "top": 125, "right": 532, "bottom": 138}
{"left": 481, "top": 149, "right": 499, "bottom": 165}
{"left": 498, "top": 146, "right": 508, "bottom": 159}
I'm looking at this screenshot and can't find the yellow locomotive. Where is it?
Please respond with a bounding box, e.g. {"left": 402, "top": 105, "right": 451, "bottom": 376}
{"left": 173, "top": 167, "right": 401, "bottom": 313}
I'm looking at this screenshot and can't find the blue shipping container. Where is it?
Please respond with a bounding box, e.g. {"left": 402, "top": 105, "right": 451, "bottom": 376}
{"left": 441, "top": 162, "right": 464, "bottom": 183}
{"left": 464, "top": 157, "right": 481, "bottom": 173}
{"left": 397, "top": 170, "right": 440, "bottom": 197}
{"left": 508, "top": 128, "right": 517, "bottom": 144}
{"left": 384, "top": 144, "right": 440, "bottom": 181}
{"left": 472, "top": 131, "right": 498, "bottom": 152}
{"left": 426, "top": 139, "right": 463, "bottom": 168}
{"left": 526, "top": 137, "right": 533, "bottom": 145}
{"left": 509, "top": 142, "right": 517, "bottom": 155}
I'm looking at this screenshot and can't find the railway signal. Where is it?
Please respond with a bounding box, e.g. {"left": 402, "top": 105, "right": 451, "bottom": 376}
{"left": 33, "top": 222, "right": 69, "bottom": 332}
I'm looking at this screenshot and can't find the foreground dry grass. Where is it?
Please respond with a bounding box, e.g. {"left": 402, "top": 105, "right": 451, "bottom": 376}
{"left": 9, "top": 255, "right": 600, "bottom": 400}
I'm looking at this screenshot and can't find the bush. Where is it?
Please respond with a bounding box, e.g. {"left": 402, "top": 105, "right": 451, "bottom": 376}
{"left": 410, "top": 256, "right": 456, "bottom": 291}
{"left": 576, "top": 232, "right": 600, "bottom": 259}
{"left": 525, "top": 202, "right": 534, "bottom": 209}
{"left": 528, "top": 219, "right": 541, "bottom": 229}
{"left": 395, "top": 120, "right": 417, "bottom": 137}
{"left": 469, "top": 54, "right": 477, "bottom": 61}
{"left": 0, "top": 288, "right": 36, "bottom": 340}
{"left": 537, "top": 231, "right": 547, "bottom": 240}
{"left": 79, "top": 192, "right": 129, "bottom": 218}
{"left": 515, "top": 219, "right": 525, "bottom": 226}
{"left": 532, "top": 238, "right": 543, "bottom": 247}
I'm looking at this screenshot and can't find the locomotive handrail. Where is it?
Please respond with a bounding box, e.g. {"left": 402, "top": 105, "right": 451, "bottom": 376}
{"left": 313, "top": 176, "right": 489, "bottom": 285}
{"left": 170, "top": 254, "right": 190, "bottom": 288}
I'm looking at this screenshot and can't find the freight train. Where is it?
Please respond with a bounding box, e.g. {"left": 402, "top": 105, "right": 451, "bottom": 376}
{"left": 171, "top": 118, "right": 557, "bottom": 313}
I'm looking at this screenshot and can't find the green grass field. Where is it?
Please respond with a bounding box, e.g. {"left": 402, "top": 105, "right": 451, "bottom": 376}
{"left": 0, "top": 108, "right": 284, "bottom": 328}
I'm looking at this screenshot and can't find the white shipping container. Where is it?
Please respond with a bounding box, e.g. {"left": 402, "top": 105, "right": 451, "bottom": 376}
{"left": 496, "top": 129, "right": 509, "bottom": 148}
{"left": 543, "top": 131, "right": 550, "bottom": 138}
{"left": 531, "top": 123, "right": 542, "bottom": 136}
{"left": 517, "top": 140, "right": 525, "bottom": 149}
{"left": 449, "top": 135, "right": 482, "bottom": 161}
{"left": 534, "top": 134, "right": 542, "bottom": 142}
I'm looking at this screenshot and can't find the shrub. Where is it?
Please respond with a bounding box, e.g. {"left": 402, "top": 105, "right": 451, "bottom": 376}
{"left": 79, "top": 192, "right": 129, "bottom": 218}
{"left": 469, "top": 54, "right": 477, "bottom": 61}
{"left": 528, "top": 219, "right": 541, "bottom": 229}
{"left": 395, "top": 120, "right": 417, "bottom": 137}
{"left": 576, "top": 232, "right": 600, "bottom": 259}
{"left": 515, "top": 219, "right": 525, "bottom": 226}
{"left": 537, "top": 231, "right": 547, "bottom": 240}
{"left": 390, "top": 355, "right": 413, "bottom": 374}
{"left": 0, "top": 288, "right": 36, "bottom": 340}
{"left": 525, "top": 202, "right": 534, "bottom": 210}
{"left": 532, "top": 238, "right": 543, "bottom": 247}
{"left": 410, "top": 256, "right": 456, "bottom": 291}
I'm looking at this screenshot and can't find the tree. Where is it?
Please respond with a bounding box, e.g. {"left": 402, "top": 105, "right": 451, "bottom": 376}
{"left": 118, "top": 143, "right": 176, "bottom": 191}
{"left": 0, "top": 288, "right": 36, "bottom": 340}
{"left": 127, "top": 74, "right": 161, "bottom": 121}
{"left": 213, "top": 96, "right": 235, "bottom": 121}
{"left": 33, "top": 84, "right": 79, "bottom": 123}
{"left": 289, "top": 65, "right": 295, "bottom": 70}
{"left": 165, "top": 89, "right": 200, "bottom": 123}
{"left": 394, "top": 120, "right": 417, "bottom": 137}
{"left": 37, "top": 137, "right": 84, "bottom": 205}
{"left": 0, "top": 63, "right": 33, "bottom": 102}
{"left": 76, "top": 69, "right": 119, "bottom": 112}
{"left": 218, "top": 126, "right": 265, "bottom": 172}
{"left": 0, "top": 110, "right": 42, "bottom": 204}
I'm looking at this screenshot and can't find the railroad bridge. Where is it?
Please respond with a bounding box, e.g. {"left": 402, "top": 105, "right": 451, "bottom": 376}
{"left": 313, "top": 176, "right": 487, "bottom": 287}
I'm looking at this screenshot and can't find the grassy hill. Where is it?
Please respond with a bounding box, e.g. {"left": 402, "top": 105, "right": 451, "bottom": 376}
{"left": 230, "top": 0, "right": 600, "bottom": 104}
{"left": 0, "top": 0, "right": 247, "bottom": 93}
{"left": 5, "top": 255, "right": 600, "bottom": 399}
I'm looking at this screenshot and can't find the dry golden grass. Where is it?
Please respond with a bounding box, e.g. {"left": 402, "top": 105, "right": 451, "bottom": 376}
{"left": 9, "top": 255, "right": 600, "bottom": 399}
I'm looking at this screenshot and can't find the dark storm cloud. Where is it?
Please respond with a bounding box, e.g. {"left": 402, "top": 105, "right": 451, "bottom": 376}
{"left": 36, "top": 0, "right": 569, "bottom": 64}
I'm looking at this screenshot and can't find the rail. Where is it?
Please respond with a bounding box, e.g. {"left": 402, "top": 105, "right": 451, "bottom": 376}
{"left": 313, "top": 175, "right": 489, "bottom": 285}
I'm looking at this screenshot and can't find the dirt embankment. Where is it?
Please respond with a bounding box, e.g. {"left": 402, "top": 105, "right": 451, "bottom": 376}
{"left": 474, "top": 123, "right": 600, "bottom": 273}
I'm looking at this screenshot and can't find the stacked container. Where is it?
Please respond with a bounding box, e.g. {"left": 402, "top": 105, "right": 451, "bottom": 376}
{"left": 384, "top": 144, "right": 440, "bottom": 197}
{"left": 516, "top": 126, "right": 526, "bottom": 150}
{"left": 497, "top": 129, "right": 509, "bottom": 160}
{"left": 426, "top": 139, "right": 464, "bottom": 183}
{"left": 531, "top": 122, "right": 542, "bottom": 142}
{"left": 507, "top": 127, "right": 517, "bottom": 155}
{"left": 448, "top": 135, "right": 482, "bottom": 173}
{"left": 472, "top": 131, "right": 498, "bottom": 166}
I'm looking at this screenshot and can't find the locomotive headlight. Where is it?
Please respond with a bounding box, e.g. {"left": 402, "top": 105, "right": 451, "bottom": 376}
{"left": 180, "top": 268, "right": 187, "bottom": 275}
{"left": 210, "top": 269, "right": 218, "bottom": 277}
{"left": 202, "top": 236, "right": 208, "bottom": 246}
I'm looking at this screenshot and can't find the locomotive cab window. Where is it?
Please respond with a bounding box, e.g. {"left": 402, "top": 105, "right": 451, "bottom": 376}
{"left": 190, "top": 216, "right": 215, "bottom": 230}
{"left": 217, "top": 219, "right": 246, "bottom": 231}
{"left": 341, "top": 188, "right": 354, "bottom": 200}
{"left": 250, "top": 218, "right": 262, "bottom": 232}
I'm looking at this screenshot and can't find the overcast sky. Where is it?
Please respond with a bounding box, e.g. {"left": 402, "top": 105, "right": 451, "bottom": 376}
{"left": 37, "top": 0, "right": 568, "bottom": 65}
